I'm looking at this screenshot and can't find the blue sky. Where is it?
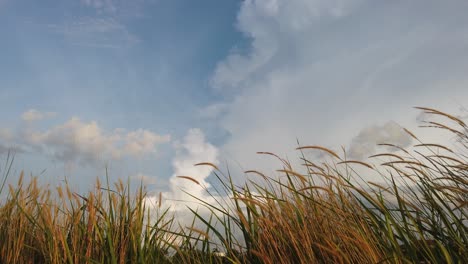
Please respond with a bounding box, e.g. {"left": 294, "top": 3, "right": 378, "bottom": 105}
{"left": 1, "top": 0, "right": 468, "bottom": 199}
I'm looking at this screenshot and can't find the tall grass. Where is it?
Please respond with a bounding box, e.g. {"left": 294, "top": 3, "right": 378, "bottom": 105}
{"left": 0, "top": 107, "right": 466, "bottom": 263}
{"left": 0, "top": 172, "right": 176, "bottom": 263}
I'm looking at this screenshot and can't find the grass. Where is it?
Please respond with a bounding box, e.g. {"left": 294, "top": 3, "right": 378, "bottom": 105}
{"left": 0, "top": 107, "right": 466, "bottom": 263}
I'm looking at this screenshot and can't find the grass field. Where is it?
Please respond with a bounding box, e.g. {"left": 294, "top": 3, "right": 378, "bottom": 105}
{"left": 0, "top": 107, "right": 466, "bottom": 263}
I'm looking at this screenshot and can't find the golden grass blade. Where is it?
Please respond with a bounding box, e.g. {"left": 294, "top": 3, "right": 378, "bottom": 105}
{"left": 337, "top": 160, "right": 374, "bottom": 169}
{"left": 369, "top": 153, "right": 404, "bottom": 160}
{"left": 185, "top": 226, "right": 210, "bottom": 240}
{"left": 382, "top": 160, "right": 430, "bottom": 168}
{"left": 194, "top": 162, "right": 219, "bottom": 171}
{"left": 158, "top": 192, "right": 162, "bottom": 208}
{"left": 403, "top": 127, "right": 418, "bottom": 140}
{"left": 367, "top": 182, "right": 391, "bottom": 192}
{"left": 232, "top": 196, "right": 267, "bottom": 210}
{"left": 377, "top": 143, "right": 410, "bottom": 154}
{"left": 176, "top": 176, "right": 200, "bottom": 185}
{"left": 245, "top": 170, "right": 268, "bottom": 180}
{"left": 296, "top": 145, "right": 341, "bottom": 159}
{"left": 415, "top": 106, "right": 466, "bottom": 127}
{"left": 276, "top": 169, "right": 308, "bottom": 183}
{"left": 414, "top": 144, "right": 454, "bottom": 153}
{"left": 299, "top": 186, "right": 334, "bottom": 195}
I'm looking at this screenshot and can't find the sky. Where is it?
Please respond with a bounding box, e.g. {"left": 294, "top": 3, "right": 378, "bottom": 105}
{"left": 1, "top": 0, "right": 468, "bottom": 206}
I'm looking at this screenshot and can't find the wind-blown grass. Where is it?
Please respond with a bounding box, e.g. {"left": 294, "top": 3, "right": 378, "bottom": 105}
{"left": 0, "top": 107, "right": 466, "bottom": 263}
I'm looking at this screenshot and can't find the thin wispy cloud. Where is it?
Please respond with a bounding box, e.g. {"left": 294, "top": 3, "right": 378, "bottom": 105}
{"left": 81, "top": 0, "right": 117, "bottom": 13}
{"left": 80, "top": 0, "right": 151, "bottom": 18}
{"left": 48, "top": 17, "right": 140, "bottom": 48}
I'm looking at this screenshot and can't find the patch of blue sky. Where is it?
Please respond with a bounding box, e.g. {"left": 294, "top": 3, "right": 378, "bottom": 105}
{"left": 0, "top": 0, "right": 246, "bottom": 188}
{"left": 0, "top": 0, "right": 244, "bottom": 132}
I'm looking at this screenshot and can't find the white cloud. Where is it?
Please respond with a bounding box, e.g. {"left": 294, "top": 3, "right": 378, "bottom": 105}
{"left": 348, "top": 121, "right": 413, "bottom": 160}
{"left": 209, "top": 0, "right": 468, "bottom": 172}
{"left": 21, "top": 109, "right": 56, "bottom": 122}
{"left": 123, "top": 129, "right": 171, "bottom": 157}
{"left": 144, "top": 128, "right": 219, "bottom": 213}
{"left": 141, "top": 128, "right": 224, "bottom": 239}
{"left": 3, "top": 111, "right": 170, "bottom": 166}
{"left": 32, "top": 117, "right": 121, "bottom": 163}
{"left": 211, "top": 0, "right": 363, "bottom": 92}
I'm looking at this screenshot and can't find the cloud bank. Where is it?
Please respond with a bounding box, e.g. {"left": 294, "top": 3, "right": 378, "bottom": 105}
{"left": 209, "top": 0, "right": 468, "bottom": 172}
{"left": 0, "top": 110, "right": 171, "bottom": 166}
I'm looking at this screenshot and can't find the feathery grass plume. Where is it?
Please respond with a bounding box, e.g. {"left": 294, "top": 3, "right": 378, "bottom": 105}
{"left": 177, "top": 176, "right": 201, "bottom": 185}
{"left": 0, "top": 107, "right": 466, "bottom": 263}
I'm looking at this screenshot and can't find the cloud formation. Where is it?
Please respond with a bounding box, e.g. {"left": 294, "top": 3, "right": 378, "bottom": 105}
{"left": 348, "top": 121, "right": 413, "bottom": 160}
{"left": 144, "top": 128, "right": 219, "bottom": 212}
{"left": 0, "top": 110, "right": 170, "bottom": 166}
{"left": 209, "top": 0, "right": 468, "bottom": 172}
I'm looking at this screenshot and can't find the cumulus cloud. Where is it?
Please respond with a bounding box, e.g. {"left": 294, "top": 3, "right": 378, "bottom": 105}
{"left": 208, "top": 0, "right": 468, "bottom": 172}
{"left": 21, "top": 109, "right": 56, "bottom": 122}
{"left": 123, "top": 129, "right": 170, "bottom": 157}
{"left": 166, "top": 128, "right": 219, "bottom": 210}
{"left": 144, "top": 128, "right": 219, "bottom": 213}
{"left": 141, "top": 128, "right": 224, "bottom": 239}
{"left": 348, "top": 121, "right": 413, "bottom": 160}
{"left": 211, "top": 0, "right": 363, "bottom": 91}
{"left": 2, "top": 111, "right": 170, "bottom": 166}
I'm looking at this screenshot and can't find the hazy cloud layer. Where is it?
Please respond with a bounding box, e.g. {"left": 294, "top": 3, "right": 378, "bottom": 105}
{"left": 210, "top": 0, "right": 468, "bottom": 172}
{"left": 0, "top": 110, "right": 170, "bottom": 166}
